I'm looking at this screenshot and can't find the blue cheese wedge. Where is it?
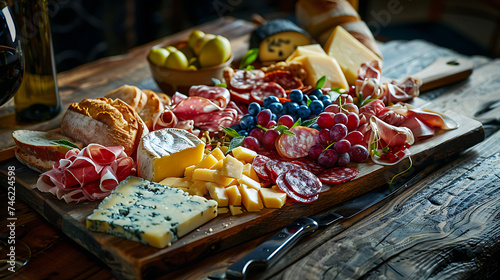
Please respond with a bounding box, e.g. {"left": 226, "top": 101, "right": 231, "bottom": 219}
{"left": 86, "top": 176, "right": 218, "bottom": 248}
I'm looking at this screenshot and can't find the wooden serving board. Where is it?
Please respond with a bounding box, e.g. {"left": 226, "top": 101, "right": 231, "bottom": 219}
{"left": 0, "top": 98, "right": 484, "bottom": 280}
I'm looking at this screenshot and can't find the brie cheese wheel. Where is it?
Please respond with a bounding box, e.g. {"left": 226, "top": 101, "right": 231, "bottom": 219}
{"left": 137, "top": 128, "right": 205, "bottom": 182}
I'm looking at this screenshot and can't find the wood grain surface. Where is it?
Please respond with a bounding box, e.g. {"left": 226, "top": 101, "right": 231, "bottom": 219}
{"left": 0, "top": 16, "right": 499, "bottom": 280}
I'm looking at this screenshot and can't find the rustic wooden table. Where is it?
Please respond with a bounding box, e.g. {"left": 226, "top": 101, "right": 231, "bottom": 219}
{"left": 1, "top": 17, "right": 499, "bottom": 280}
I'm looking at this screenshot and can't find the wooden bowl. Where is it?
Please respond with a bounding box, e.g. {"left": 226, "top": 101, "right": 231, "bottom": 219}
{"left": 147, "top": 42, "right": 233, "bottom": 96}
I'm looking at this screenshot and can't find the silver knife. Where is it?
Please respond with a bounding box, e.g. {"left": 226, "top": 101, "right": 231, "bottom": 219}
{"left": 208, "top": 173, "right": 418, "bottom": 280}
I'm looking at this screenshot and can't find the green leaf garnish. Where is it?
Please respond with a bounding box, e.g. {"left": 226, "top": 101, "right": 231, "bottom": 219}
{"left": 291, "top": 118, "right": 301, "bottom": 128}
{"left": 276, "top": 124, "right": 290, "bottom": 134}
{"left": 283, "top": 130, "right": 295, "bottom": 135}
{"left": 51, "top": 140, "right": 79, "bottom": 150}
{"left": 360, "top": 97, "right": 377, "bottom": 107}
{"left": 240, "top": 48, "right": 259, "bottom": 69}
{"left": 226, "top": 136, "right": 245, "bottom": 155}
{"left": 388, "top": 156, "right": 413, "bottom": 186}
{"left": 256, "top": 124, "right": 269, "bottom": 131}
{"left": 306, "top": 99, "right": 312, "bottom": 106}
{"left": 330, "top": 87, "right": 348, "bottom": 94}
{"left": 221, "top": 126, "right": 240, "bottom": 138}
{"left": 211, "top": 78, "right": 227, "bottom": 88}
{"left": 301, "top": 117, "right": 319, "bottom": 127}
{"left": 314, "top": 76, "right": 326, "bottom": 90}
{"left": 382, "top": 146, "right": 390, "bottom": 154}
{"left": 245, "top": 65, "right": 255, "bottom": 71}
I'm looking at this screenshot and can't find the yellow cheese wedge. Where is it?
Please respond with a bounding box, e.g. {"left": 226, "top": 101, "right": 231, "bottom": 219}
{"left": 189, "top": 180, "right": 208, "bottom": 196}
{"left": 206, "top": 182, "right": 228, "bottom": 207}
{"left": 238, "top": 174, "right": 261, "bottom": 190}
{"left": 218, "top": 207, "right": 229, "bottom": 214}
{"left": 208, "top": 147, "right": 225, "bottom": 161}
{"left": 184, "top": 165, "right": 196, "bottom": 178}
{"left": 260, "top": 187, "right": 287, "bottom": 208}
{"left": 323, "top": 26, "right": 382, "bottom": 85}
{"left": 225, "top": 185, "right": 242, "bottom": 206}
{"left": 192, "top": 168, "right": 217, "bottom": 182}
{"left": 232, "top": 146, "right": 258, "bottom": 163}
{"left": 229, "top": 205, "right": 244, "bottom": 216}
{"left": 242, "top": 163, "right": 260, "bottom": 182}
{"left": 238, "top": 184, "right": 263, "bottom": 212}
{"left": 137, "top": 128, "right": 205, "bottom": 182}
{"left": 221, "top": 155, "right": 244, "bottom": 179}
{"left": 159, "top": 177, "right": 191, "bottom": 189}
{"left": 212, "top": 170, "right": 234, "bottom": 186}
{"left": 210, "top": 159, "right": 224, "bottom": 170}
{"left": 196, "top": 154, "right": 218, "bottom": 169}
{"left": 292, "top": 55, "right": 348, "bottom": 90}
{"left": 286, "top": 44, "right": 327, "bottom": 61}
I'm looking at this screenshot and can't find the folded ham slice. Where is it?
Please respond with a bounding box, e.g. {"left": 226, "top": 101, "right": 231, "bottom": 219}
{"left": 36, "top": 144, "right": 136, "bottom": 203}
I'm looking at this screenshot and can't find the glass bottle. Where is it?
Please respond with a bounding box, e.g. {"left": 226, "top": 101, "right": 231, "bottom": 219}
{"left": 10, "top": 0, "right": 60, "bottom": 123}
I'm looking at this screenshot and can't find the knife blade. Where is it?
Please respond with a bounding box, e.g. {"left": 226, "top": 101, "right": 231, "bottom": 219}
{"left": 208, "top": 173, "right": 417, "bottom": 280}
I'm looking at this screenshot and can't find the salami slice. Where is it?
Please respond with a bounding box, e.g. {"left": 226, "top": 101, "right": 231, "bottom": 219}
{"left": 266, "top": 160, "right": 301, "bottom": 182}
{"left": 275, "top": 173, "right": 318, "bottom": 203}
{"left": 285, "top": 168, "right": 322, "bottom": 199}
{"left": 276, "top": 126, "right": 319, "bottom": 159}
{"left": 292, "top": 158, "right": 325, "bottom": 175}
{"left": 250, "top": 82, "right": 286, "bottom": 104}
{"left": 229, "top": 69, "right": 265, "bottom": 93}
{"left": 252, "top": 155, "right": 271, "bottom": 180}
{"left": 317, "top": 167, "right": 358, "bottom": 184}
{"left": 229, "top": 89, "right": 252, "bottom": 105}
{"left": 263, "top": 70, "right": 303, "bottom": 91}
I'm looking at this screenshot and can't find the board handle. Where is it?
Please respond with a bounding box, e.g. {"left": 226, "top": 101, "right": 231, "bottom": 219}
{"left": 224, "top": 217, "right": 319, "bottom": 280}
{"left": 413, "top": 57, "right": 473, "bottom": 92}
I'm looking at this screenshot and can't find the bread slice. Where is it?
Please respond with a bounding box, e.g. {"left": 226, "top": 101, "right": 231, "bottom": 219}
{"left": 12, "top": 130, "right": 82, "bottom": 173}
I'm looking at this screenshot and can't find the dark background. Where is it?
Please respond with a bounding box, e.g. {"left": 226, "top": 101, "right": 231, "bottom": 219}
{"left": 47, "top": 0, "right": 499, "bottom": 72}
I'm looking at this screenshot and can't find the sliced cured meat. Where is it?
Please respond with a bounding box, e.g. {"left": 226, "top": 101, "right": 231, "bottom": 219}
{"left": 266, "top": 160, "right": 301, "bottom": 181}
{"left": 189, "top": 85, "right": 231, "bottom": 109}
{"left": 252, "top": 155, "right": 271, "bottom": 180}
{"left": 285, "top": 168, "right": 321, "bottom": 199}
{"left": 275, "top": 173, "right": 318, "bottom": 203}
{"left": 263, "top": 70, "right": 303, "bottom": 91}
{"left": 359, "top": 99, "right": 385, "bottom": 121}
{"left": 318, "top": 167, "right": 358, "bottom": 184}
{"left": 250, "top": 82, "right": 286, "bottom": 104}
{"left": 292, "top": 158, "right": 325, "bottom": 175}
{"left": 229, "top": 89, "right": 252, "bottom": 105}
{"left": 229, "top": 69, "right": 265, "bottom": 93}
{"left": 276, "top": 126, "right": 319, "bottom": 159}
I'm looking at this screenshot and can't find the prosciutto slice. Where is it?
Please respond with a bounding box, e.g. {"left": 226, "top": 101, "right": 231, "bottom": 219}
{"left": 368, "top": 116, "right": 415, "bottom": 165}
{"left": 36, "top": 144, "right": 136, "bottom": 203}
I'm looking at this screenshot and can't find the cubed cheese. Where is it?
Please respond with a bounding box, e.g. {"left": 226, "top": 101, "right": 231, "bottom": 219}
{"left": 218, "top": 207, "right": 230, "bottom": 214}
{"left": 189, "top": 180, "right": 208, "bottom": 196}
{"left": 192, "top": 168, "right": 217, "bottom": 182}
{"left": 196, "top": 154, "right": 218, "bottom": 169}
{"left": 86, "top": 176, "right": 217, "bottom": 248}
{"left": 238, "top": 184, "right": 263, "bottom": 212}
{"left": 238, "top": 174, "right": 261, "bottom": 190}
{"left": 292, "top": 54, "right": 348, "bottom": 90}
{"left": 210, "top": 159, "right": 224, "bottom": 170}
{"left": 221, "top": 155, "right": 244, "bottom": 179}
{"left": 260, "top": 187, "right": 287, "bottom": 208}
{"left": 184, "top": 165, "right": 196, "bottom": 178}
{"left": 212, "top": 170, "right": 235, "bottom": 186}
{"left": 159, "top": 177, "right": 191, "bottom": 189}
{"left": 323, "top": 26, "right": 382, "bottom": 85}
{"left": 208, "top": 147, "right": 225, "bottom": 161}
{"left": 225, "top": 185, "right": 242, "bottom": 206}
{"left": 206, "top": 182, "right": 228, "bottom": 207}
{"left": 242, "top": 163, "right": 260, "bottom": 182}
{"left": 229, "top": 205, "right": 244, "bottom": 216}
{"left": 137, "top": 128, "right": 205, "bottom": 182}
{"left": 232, "top": 146, "right": 258, "bottom": 163}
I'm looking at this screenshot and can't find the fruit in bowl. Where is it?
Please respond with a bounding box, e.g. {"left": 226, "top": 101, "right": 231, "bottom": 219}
{"left": 148, "top": 30, "right": 233, "bottom": 96}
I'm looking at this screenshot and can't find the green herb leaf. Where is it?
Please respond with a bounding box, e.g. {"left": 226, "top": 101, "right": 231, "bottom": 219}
{"left": 245, "top": 65, "right": 255, "bottom": 71}
{"left": 283, "top": 130, "right": 295, "bottom": 135}
{"left": 51, "top": 140, "right": 79, "bottom": 150}
{"left": 221, "top": 126, "right": 240, "bottom": 138}
{"left": 226, "top": 136, "right": 245, "bottom": 155}
{"left": 291, "top": 118, "right": 301, "bottom": 128}
{"left": 306, "top": 99, "right": 312, "bottom": 106}
{"left": 256, "top": 124, "right": 269, "bottom": 131}
{"left": 330, "top": 87, "right": 347, "bottom": 94}
{"left": 314, "top": 76, "right": 326, "bottom": 90}
{"left": 301, "top": 116, "right": 318, "bottom": 127}
{"left": 382, "top": 146, "right": 390, "bottom": 154}
{"left": 240, "top": 48, "right": 259, "bottom": 69}
{"left": 275, "top": 124, "right": 290, "bottom": 134}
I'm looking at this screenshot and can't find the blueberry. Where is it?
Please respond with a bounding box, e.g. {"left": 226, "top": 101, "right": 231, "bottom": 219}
{"left": 239, "top": 114, "right": 256, "bottom": 129}
{"left": 247, "top": 102, "right": 261, "bottom": 116}
{"left": 309, "top": 95, "right": 318, "bottom": 101}
{"left": 302, "top": 94, "right": 310, "bottom": 102}
{"left": 230, "top": 123, "right": 241, "bottom": 131}
{"left": 271, "top": 113, "right": 278, "bottom": 121}
{"left": 309, "top": 100, "right": 324, "bottom": 115}
{"left": 289, "top": 89, "right": 303, "bottom": 103}
{"left": 282, "top": 101, "right": 290, "bottom": 114}
{"left": 238, "top": 130, "right": 249, "bottom": 136}
{"left": 310, "top": 88, "right": 323, "bottom": 98}
{"left": 319, "top": 94, "right": 330, "bottom": 102}
{"left": 268, "top": 102, "right": 283, "bottom": 115}
{"left": 322, "top": 99, "right": 332, "bottom": 107}
{"left": 263, "top": 96, "right": 280, "bottom": 108}
{"left": 309, "top": 123, "right": 321, "bottom": 131}
{"left": 297, "top": 105, "right": 311, "bottom": 119}
{"left": 288, "top": 102, "right": 299, "bottom": 115}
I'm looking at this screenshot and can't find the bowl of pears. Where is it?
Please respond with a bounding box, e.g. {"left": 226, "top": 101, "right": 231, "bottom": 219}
{"left": 147, "top": 30, "right": 233, "bottom": 96}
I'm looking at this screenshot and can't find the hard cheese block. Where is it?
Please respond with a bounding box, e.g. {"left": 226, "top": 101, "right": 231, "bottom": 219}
{"left": 86, "top": 176, "right": 218, "bottom": 248}
{"left": 250, "top": 19, "right": 311, "bottom": 63}
{"left": 137, "top": 128, "right": 205, "bottom": 182}
{"left": 286, "top": 44, "right": 327, "bottom": 61}
{"left": 292, "top": 54, "right": 348, "bottom": 89}
{"left": 323, "top": 26, "right": 382, "bottom": 85}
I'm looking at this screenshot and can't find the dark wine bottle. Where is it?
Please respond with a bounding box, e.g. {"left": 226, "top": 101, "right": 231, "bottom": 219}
{"left": 11, "top": 0, "right": 61, "bottom": 123}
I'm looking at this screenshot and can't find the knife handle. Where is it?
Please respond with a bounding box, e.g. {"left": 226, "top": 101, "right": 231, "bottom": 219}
{"left": 225, "top": 217, "right": 319, "bottom": 280}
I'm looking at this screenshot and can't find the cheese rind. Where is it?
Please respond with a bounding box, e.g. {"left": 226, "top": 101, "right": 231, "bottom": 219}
{"left": 137, "top": 128, "right": 205, "bottom": 182}
{"left": 86, "top": 176, "right": 217, "bottom": 248}
{"left": 323, "top": 26, "right": 382, "bottom": 85}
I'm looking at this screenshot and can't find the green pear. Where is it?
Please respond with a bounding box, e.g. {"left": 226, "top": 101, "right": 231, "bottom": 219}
{"left": 165, "top": 46, "right": 178, "bottom": 53}
{"left": 164, "top": 50, "right": 189, "bottom": 70}
{"left": 198, "top": 35, "right": 232, "bottom": 68}
{"left": 178, "top": 45, "right": 195, "bottom": 61}
{"left": 188, "top": 30, "right": 205, "bottom": 50}
{"left": 148, "top": 48, "right": 170, "bottom": 66}
{"left": 193, "top": 34, "right": 215, "bottom": 56}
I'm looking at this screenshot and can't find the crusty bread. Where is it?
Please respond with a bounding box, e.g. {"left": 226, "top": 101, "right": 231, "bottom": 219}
{"left": 12, "top": 130, "right": 81, "bottom": 162}
{"left": 60, "top": 97, "right": 149, "bottom": 156}
{"left": 14, "top": 147, "right": 55, "bottom": 173}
